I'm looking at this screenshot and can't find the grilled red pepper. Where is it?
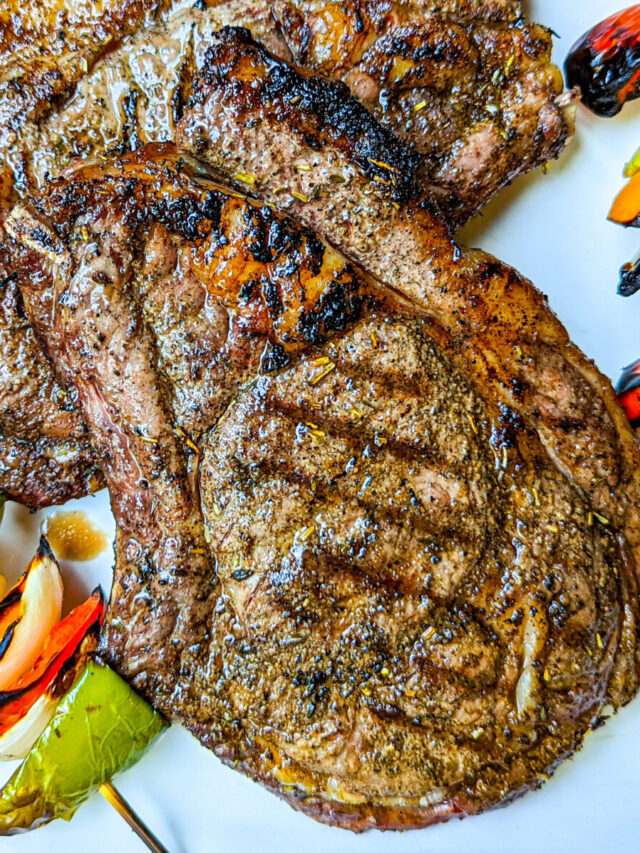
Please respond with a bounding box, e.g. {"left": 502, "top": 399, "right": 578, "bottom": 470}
{"left": 0, "top": 588, "right": 104, "bottom": 736}
{"left": 566, "top": 5, "right": 640, "bottom": 116}
{"left": 618, "top": 253, "right": 640, "bottom": 295}
{"left": 617, "top": 359, "right": 640, "bottom": 427}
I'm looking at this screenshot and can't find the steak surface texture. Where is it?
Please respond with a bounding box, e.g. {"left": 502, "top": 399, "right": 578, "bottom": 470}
{"left": 0, "top": 0, "right": 572, "bottom": 507}
{"left": 272, "top": 0, "right": 574, "bottom": 225}
{"left": 9, "top": 65, "right": 640, "bottom": 829}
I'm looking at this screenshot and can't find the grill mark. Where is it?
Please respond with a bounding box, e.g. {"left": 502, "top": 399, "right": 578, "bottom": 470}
{"left": 266, "top": 394, "right": 480, "bottom": 477}
{"left": 223, "top": 450, "right": 482, "bottom": 556}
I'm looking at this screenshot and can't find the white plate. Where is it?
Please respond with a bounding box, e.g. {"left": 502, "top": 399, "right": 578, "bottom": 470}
{"left": 2, "top": 1, "right": 640, "bottom": 850}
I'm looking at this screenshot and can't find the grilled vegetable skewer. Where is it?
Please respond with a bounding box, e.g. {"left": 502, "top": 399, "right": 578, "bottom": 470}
{"left": 566, "top": 5, "right": 640, "bottom": 116}
{"left": 0, "top": 541, "right": 169, "bottom": 847}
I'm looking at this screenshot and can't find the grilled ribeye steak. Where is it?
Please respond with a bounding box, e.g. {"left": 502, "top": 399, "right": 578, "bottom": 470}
{"left": 0, "top": 0, "right": 572, "bottom": 507}
{"left": 272, "top": 0, "right": 574, "bottom": 225}
{"left": 12, "top": 65, "right": 640, "bottom": 830}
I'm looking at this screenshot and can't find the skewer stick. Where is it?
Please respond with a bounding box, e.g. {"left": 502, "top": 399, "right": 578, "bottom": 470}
{"left": 99, "top": 781, "right": 171, "bottom": 853}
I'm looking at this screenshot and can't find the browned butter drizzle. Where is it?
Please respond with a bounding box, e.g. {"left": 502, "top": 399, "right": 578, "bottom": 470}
{"left": 46, "top": 511, "right": 109, "bottom": 562}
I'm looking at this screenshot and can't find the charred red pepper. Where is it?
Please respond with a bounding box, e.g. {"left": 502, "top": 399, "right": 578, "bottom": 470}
{"left": 0, "top": 588, "right": 104, "bottom": 736}
{"left": 618, "top": 253, "right": 640, "bottom": 295}
{"left": 617, "top": 359, "right": 640, "bottom": 427}
{"left": 566, "top": 5, "right": 640, "bottom": 116}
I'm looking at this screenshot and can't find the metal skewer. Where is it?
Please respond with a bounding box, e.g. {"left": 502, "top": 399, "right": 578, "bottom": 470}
{"left": 99, "top": 781, "right": 171, "bottom": 853}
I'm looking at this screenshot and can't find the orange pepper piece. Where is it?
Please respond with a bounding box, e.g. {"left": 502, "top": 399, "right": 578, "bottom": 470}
{"left": 609, "top": 169, "right": 640, "bottom": 225}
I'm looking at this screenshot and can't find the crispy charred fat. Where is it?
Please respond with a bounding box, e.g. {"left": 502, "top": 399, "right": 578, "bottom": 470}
{"left": 11, "top": 116, "right": 640, "bottom": 835}
{"left": 272, "top": 0, "right": 575, "bottom": 225}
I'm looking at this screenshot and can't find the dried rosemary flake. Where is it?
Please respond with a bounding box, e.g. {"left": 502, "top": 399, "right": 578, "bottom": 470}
{"left": 593, "top": 512, "right": 610, "bottom": 526}
{"left": 587, "top": 511, "right": 594, "bottom": 527}
{"left": 80, "top": 227, "right": 90, "bottom": 242}
{"left": 361, "top": 686, "right": 372, "bottom": 697}
{"left": 373, "top": 175, "right": 391, "bottom": 186}
{"left": 596, "top": 633, "right": 604, "bottom": 650}
{"left": 176, "top": 426, "right": 199, "bottom": 454}
{"left": 190, "top": 548, "right": 207, "bottom": 556}
{"left": 350, "top": 408, "right": 364, "bottom": 419}
{"left": 368, "top": 159, "right": 397, "bottom": 172}
{"left": 291, "top": 190, "right": 310, "bottom": 203}
{"left": 414, "top": 100, "right": 427, "bottom": 112}
{"left": 310, "top": 362, "right": 336, "bottom": 385}
{"left": 543, "top": 667, "right": 550, "bottom": 682}
{"left": 370, "top": 332, "right": 378, "bottom": 347}
{"left": 296, "top": 163, "right": 311, "bottom": 172}
{"left": 134, "top": 428, "right": 158, "bottom": 445}
{"left": 532, "top": 487, "right": 541, "bottom": 507}
{"left": 234, "top": 172, "right": 256, "bottom": 186}
{"left": 313, "top": 356, "right": 330, "bottom": 366}
{"left": 299, "top": 525, "right": 315, "bottom": 542}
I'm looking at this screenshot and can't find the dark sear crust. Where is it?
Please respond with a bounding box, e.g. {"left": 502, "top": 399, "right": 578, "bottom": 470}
{"left": 1, "top": 11, "right": 638, "bottom": 839}
{"left": 272, "top": 0, "right": 574, "bottom": 225}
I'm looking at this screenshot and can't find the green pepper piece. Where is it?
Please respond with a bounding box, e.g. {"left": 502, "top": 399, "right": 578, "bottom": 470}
{"left": 0, "top": 659, "right": 167, "bottom": 834}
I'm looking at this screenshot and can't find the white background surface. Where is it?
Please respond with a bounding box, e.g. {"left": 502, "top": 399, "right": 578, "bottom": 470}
{"left": 1, "top": 1, "right": 640, "bottom": 850}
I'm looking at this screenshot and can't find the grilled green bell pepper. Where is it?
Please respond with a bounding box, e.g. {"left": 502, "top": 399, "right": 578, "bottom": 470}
{"left": 0, "top": 659, "right": 167, "bottom": 834}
